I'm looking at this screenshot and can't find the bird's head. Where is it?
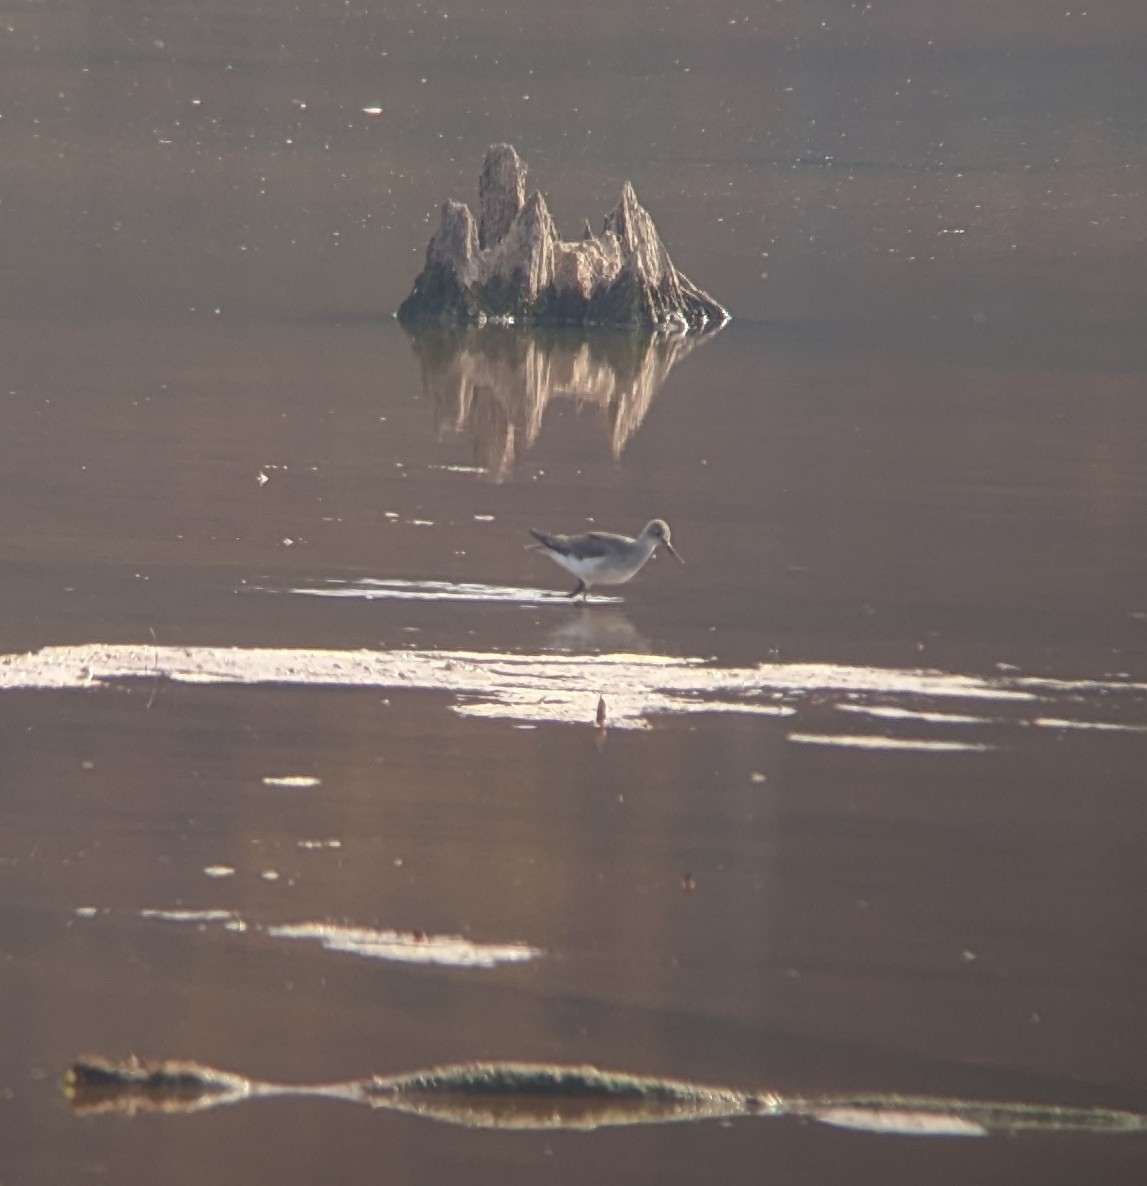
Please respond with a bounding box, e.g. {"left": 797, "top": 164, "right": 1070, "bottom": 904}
{"left": 644, "top": 519, "right": 683, "bottom": 563}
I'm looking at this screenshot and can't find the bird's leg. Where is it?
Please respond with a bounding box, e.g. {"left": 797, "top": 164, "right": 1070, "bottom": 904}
{"left": 566, "top": 579, "right": 587, "bottom": 600}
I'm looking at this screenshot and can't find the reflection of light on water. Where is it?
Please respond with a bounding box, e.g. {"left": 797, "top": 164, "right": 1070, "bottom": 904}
{"left": 836, "top": 704, "right": 993, "bottom": 726}
{"left": 271, "top": 578, "right": 622, "bottom": 605}
{"left": 754, "top": 663, "right": 1036, "bottom": 701}
{"left": 3, "top": 643, "right": 1144, "bottom": 738}
{"left": 140, "top": 909, "right": 239, "bottom": 924}
{"left": 0, "top": 643, "right": 796, "bottom": 728}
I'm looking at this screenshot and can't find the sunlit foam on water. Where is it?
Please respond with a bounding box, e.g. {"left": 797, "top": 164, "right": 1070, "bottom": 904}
{"left": 2, "top": 643, "right": 1144, "bottom": 741}
{"left": 81, "top": 909, "right": 543, "bottom": 969}
{"left": 264, "top": 922, "right": 542, "bottom": 968}
{"left": 788, "top": 734, "right": 995, "bottom": 753}
{"left": 809, "top": 1106, "right": 989, "bottom": 1137}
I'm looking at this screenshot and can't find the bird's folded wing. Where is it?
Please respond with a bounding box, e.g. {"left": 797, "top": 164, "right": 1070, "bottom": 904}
{"left": 571, "top": 533, "right": 622, "bottom": 559}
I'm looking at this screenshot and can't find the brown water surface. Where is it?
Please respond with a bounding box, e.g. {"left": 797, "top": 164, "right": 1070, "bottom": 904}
{"left": 2, "top": 1, "right": 1147, "bottom": 1182}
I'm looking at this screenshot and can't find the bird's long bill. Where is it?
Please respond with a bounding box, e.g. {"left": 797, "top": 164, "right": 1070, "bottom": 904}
{"left": 663, "top": 540, "right": 684, "bottom": 564}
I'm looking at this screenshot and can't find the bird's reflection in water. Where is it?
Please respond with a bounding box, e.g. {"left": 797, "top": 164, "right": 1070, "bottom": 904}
{"left": 543, "top": 608, "right": 651, "bottom": 655}
{"left": 405, "top": 324, "right": 722, "bottom": 480}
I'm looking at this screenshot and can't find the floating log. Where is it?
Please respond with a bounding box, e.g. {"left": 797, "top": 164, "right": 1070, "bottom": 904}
{"left": 398, "top": 145, "right": 730, "bottom": 333}
{"left": 65, "top": 1056, "right": 253, "bottom": 1116}
{"left": 64, "top": 1057, "right": 763, "bottom": 1128}
{"left": 361, "top": 1061, "right": 763, "bottom": 1130}
{"left": 64, "top": 1055, "right": 1147, "bottom": 1137}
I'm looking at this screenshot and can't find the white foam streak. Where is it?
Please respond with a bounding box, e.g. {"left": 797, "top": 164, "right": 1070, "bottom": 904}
{"left": 836, "top": 704, "right": 995, "bottom": 726}
{"left": 812, "top": 1106, "right": 988, "bottom": 1137}
{"left": 789, "top": 734, "right": 995, "bottom": 752}
{"left": 1033, "top": 717, "right": 1147, "bottom": 734}
{"left": 1019, "top": 676, "right": 1147, "bottom": 695}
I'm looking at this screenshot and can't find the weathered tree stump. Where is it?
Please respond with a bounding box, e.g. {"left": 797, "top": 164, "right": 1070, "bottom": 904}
{"left": 398, "top": 145, "right": 730, "bottom": 333}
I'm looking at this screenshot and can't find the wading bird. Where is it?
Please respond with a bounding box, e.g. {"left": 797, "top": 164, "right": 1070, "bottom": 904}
{"left": 528, "top": 519, "right": 683, "bottom": 600}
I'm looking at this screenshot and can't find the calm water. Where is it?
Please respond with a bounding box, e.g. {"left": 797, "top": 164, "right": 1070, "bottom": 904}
{"left": 3, "top": 1, "right": 1147, "bottom": 1182}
